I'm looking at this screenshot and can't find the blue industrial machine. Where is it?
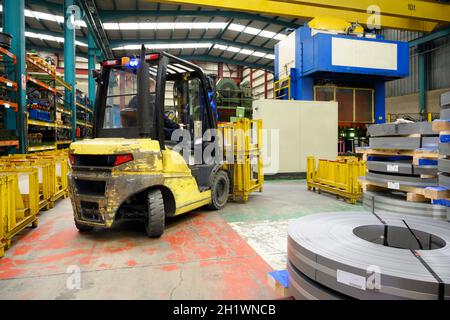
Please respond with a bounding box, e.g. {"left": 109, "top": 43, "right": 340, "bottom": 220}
{"left": 274, "top": 17, "right": 410, "bottom": 152}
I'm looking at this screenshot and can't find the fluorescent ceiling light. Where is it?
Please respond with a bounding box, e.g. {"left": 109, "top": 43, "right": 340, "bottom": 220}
{"left": 226, "top": 46, "right": 240, "bottom": 53}
{"left": 265, "top": 54, "right": 275, "bottom": 60}
{"left": 112, "top": 43, "right": 212, "bottom": 50}
{"left": 243, "top": 26, "right": 261, "bottom": 35}
{"left": 240, "top": 49, "right": 254, "bottom": 55}
{"left": 252, "top": 51, "right": 266, "bottom": 57}
{"left": 228, "top": 24, "right": 245, "bottom": 32}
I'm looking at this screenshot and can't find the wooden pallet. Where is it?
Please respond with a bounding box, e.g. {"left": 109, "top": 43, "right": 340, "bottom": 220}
{"left": 359, "top": 179, "right": 430, "bottom": 202}
{"left": 356, "top": 147, "right": 438, "bottom": 165}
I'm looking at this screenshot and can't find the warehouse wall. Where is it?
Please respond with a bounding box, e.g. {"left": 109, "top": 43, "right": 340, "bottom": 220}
{"left": 242, "top": 68, "right": 274, "bottom": 99}
{"left": 382, "top": 30, "right": 450, "bottom": 113}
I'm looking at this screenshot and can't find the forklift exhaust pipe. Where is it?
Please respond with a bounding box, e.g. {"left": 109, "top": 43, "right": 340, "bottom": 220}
{"left": 137, "top": 44, "right": 152, "bottom": 138}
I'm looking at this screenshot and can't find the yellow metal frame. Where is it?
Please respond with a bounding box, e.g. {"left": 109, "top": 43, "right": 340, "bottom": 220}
{"left": 386, "top": 112, "right": 434, "bottom": 123}
{"left": 274, "top": 76, "right": 291, "bottom": 100}
{"left": 0, "top": 170, "right": 39, "bottom": 255}
{"left": 154, "top": 0, "right": 445, "bottom": 32}
{"left": 219, "top": 118, "right": 264, "bottom": 202}
{"left": 307, "top": 156, "right": 365, "bottom": 204}
{"left": 314, "top": 85, "right": 375, "bottom": 123}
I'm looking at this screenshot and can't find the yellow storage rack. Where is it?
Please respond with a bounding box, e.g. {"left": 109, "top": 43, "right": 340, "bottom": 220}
{"left": 307, "top": 156, "right": 366, "bottom": 204}
{"left": 0, "top": 150, "right": 69, "bottom": 258}
{"left": 219, "top": 118, "right": 264, "bottom": 202}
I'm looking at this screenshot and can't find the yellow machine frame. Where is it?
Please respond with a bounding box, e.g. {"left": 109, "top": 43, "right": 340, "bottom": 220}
{"left": 219, "top": 118, "right": 264, "bottom": 202}
{"left": 307, "top": 156, "right": 365, "bottom": 204}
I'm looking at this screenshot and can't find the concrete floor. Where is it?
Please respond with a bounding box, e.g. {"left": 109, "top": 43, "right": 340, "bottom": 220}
{"left": 0, "top": 180, "right": 361, "bottom": 299}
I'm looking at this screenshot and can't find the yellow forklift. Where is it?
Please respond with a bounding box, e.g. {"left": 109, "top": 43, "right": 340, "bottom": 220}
{"left": 68, "top": 47, "right": 262, "bottom": 237}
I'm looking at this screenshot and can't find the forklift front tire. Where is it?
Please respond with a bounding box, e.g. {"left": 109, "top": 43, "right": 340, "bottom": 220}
{"left": 145, "top": 189, "right": 165, "bottom": 238}
{"left": 75, "top": 220, "right": 94, "bottom": 233}
{"left": 208, "top": 170, "right": 230, "bottom": 210}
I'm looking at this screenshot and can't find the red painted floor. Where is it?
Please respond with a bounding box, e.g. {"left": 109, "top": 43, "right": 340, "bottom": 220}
{"left": 0, "top": 199, "right": 280, "bottom": 300}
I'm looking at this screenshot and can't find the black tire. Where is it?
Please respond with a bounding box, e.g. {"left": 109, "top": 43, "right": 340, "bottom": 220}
{"left": 208, "top": 170, "right": 230, "bottom": 210}
{"left": 75, "top": 220, "right": 94, "bottom": 233}
{"left": 145, "top": 189, "right": 165, "bottom": 238}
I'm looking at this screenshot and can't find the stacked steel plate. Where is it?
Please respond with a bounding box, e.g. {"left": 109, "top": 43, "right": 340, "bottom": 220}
{"left": 430, "top": 92, "right": 450, "bottom": 222}
{"left": 359, "top": 121, "right": 445, "bottom": 219}
{"left": 287, "top": 211, "right": 450, "bottom": 300}
{"left": 438, "top": 92, "right": 450, "bottom": 189}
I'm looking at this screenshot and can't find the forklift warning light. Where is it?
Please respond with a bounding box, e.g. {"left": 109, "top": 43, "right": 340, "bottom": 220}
{"left": 121, "top": 57, "right": 140, "bottom": 68}
{"left": 102, "top": 59, "right": 120, "bottom": 67}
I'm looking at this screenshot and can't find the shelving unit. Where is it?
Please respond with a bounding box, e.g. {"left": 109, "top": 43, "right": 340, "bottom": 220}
{"left": 0, "top": 46, "right": 18, "bottom": 155}
{"left": 26, "top": 53, "right": 73, "bottom": 152}
{"left": 75, "top": 89, "right": 93, "bottom": 140}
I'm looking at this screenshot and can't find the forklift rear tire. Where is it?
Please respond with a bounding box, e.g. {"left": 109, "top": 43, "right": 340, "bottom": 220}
{"left": 75, "top": 220, "right": 94, "bottom": 233}
{"left": 208, "top": 170, "right": 230, "bottom": 210}
{"left": 145, "top": 189, "right": 165, "bottom": 238}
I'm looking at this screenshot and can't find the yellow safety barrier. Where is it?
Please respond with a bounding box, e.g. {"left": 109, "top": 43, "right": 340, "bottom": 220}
{"left": 0, "top": 171, "right": 39, "bottom": 257}
{"left": 307, "top": 156, "right": 366, "bottom": 204}
{"left": 219, "top": 118, "right": 264, "bottom": 202}
{"left": 274, "top": 76, "right": 291, "bottom": 100}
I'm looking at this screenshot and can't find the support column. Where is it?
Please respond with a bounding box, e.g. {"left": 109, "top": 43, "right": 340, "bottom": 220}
{"left": 418, "top": 44, "right": 427, "bottom": 115}
{"left": 374, "top": 81, "right": 386, "bottom": 124}
{"left": 88, "top": 32, "right": 96, "bottom": 104}
{"left": 264, "top": 71, "right": 268, "bottom": 99}
{"left": 4, "top": 0, "right": 26, "bottom": 153}
{"left": 64, "top": 0, "right": 76, "bottom": 141}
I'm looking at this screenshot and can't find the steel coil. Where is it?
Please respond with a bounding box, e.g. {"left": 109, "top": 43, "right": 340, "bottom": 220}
{"left": 362, "top": 191, "right": 447, "bottom": 220}
{"left": 287, "top": 211, "right": 450, "bottom": 300}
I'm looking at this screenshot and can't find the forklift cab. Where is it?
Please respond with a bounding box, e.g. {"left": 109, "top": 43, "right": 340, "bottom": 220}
{"left": 96, "top": 51, "right": 216, "bottom": 144}
{"left": 93, "top": 49, "right": 224, "bottom": 191}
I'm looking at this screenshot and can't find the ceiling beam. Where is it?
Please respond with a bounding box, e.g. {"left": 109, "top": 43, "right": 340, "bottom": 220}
{"left": 153, "top": 0, "right": 441, "bottom": 32}
{"left": 409, "top": 25, "right": 450, "bottom": 47}
{"left": 25, "top": 45, "right": 272, "bottom": 71}
{"left": 284, "top": 0, "right": 450, "bottom": 23}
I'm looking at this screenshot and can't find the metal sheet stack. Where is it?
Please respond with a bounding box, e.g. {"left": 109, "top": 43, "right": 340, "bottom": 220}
{"left": 357, "top": 121, "right": 445, "bottom": 219}
{"left": 287, "top": 211, "right": 450, "bottom": 300}
{"left": 438, "top": 92, "right": 450, "bottom": 190}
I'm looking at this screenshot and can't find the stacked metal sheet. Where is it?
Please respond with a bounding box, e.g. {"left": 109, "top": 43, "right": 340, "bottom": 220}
{"left": 439, "top": 92, "right": 450, "bottom": 190}
{"left": 362, "top": 121, "right": 439, "bottom": 191}
{"left": 287, "top": 212, "right": 450, "bottom": 300}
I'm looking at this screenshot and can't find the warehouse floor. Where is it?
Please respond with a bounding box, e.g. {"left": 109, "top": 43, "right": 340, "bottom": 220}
{"left": 0, "top": 180, "right": 361, "bottom": 300}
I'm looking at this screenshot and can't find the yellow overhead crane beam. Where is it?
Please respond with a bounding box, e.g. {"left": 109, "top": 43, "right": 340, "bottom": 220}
{"left": 150, "top": 0, "right": 450, "bottom": 32}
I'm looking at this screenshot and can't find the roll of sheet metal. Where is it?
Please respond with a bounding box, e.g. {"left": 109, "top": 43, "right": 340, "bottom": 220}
{"left": 287, "top": 261, "right": 346, "bottom": 300}
{"left": 369, "top": 137, "right": 438, "bottom": 150}
{"left": 367, "top": 161, "right": 437, "bottom": 176}
{"left": 287, "top": 212, "right": 450, "bottom": 300}
{"left": 362, "top": 191, "right": 447, "bottom": 220}
{"left": 439, "top": 143, "right": 450, "bottom": 156}
{"left": 368, "top": 122, "right": 434, "bottom": 137}
{"left": 438, "top": 159, "right": 450, "bottom": 174}
{"left": 365, "top": 171, "right": 438, "bottom": 187}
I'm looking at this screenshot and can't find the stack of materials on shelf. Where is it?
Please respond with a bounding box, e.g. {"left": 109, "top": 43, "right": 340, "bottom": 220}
{"left": 356, "top": 121, "right": 447, "bottom": 220}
